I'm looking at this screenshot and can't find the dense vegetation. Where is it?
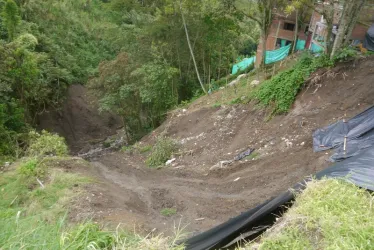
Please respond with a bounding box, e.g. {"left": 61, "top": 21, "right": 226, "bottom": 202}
{"left": 0, "top": 0, "right": 258, "bottom": 161}
{"left": 254, "top": 53, "right": 334, "bottom": 115}
{"left": 0, "top": 0, "right": 125, "bottom": 161}
{"left": 87, "top": 0, "right": 258, "bottom": 140}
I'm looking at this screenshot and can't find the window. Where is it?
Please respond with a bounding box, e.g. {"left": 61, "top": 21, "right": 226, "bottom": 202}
{"left": 284, "top": 22, "right": 295, "bottom": 31}
{"left": 276, "top": 38, "right": 292, "bottom": 48}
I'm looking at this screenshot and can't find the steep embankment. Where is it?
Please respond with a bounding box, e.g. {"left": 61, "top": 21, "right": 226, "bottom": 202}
{"left": 38, "top": 85, "right": 122, "bottom": 154}
{"left": 68, "top": 57, "right": 374, "bottom": 236}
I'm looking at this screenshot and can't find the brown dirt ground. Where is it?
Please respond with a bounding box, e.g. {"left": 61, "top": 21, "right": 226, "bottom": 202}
{"left": 38, "top": 84, "right": 122, "bottom": 154}
{"left": 65, "top": 57, "right": 374, "bottom": 237}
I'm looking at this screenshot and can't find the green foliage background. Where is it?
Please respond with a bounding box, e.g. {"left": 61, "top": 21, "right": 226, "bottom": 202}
{"left": 0, "top": 0, "right": 258, "bottom": 158}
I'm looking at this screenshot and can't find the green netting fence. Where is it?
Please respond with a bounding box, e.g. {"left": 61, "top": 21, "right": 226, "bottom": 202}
{"left": 265, "top": 44, "right": 291, "bottom": 64}
{"left": 231, "top": 56, "right": 256, "bottom": 74}
{"left": 232, "top": 40, "right": 309, "bottom": 74}
{"left": 311, "top": 42, "right": 324, "bottom": 53}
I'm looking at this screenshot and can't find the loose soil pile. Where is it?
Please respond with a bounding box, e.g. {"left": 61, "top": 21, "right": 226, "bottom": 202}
{"left": 64, "top": 57, "right": 374, "bottom": 237}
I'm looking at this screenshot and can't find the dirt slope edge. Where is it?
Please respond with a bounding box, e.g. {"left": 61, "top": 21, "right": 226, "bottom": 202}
{"left": 70, "top": 57, "right": 374, "bottom": 237}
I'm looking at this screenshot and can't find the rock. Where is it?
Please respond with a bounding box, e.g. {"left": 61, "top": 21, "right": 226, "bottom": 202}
{"left": 209, "top": 163, "right": 220, "bottom": 171}
{"left": 4, "top": 162, "right": 10, "bottom": 167}
{"left": 300, "top": 142, "right": 305, "bottom": 146}
{"left": 209, "top": 160, "right": 233, "bottom": 171}
{"left": 220, "top": 160, "right": 232, "bottom": 167}
{"left": 250, "top": 80, "right": 260, "bottom": 86}
{"left": 165, "top": 158, "right": 176, "bottom": 165}
{"left": 241, "top": 96, "right": 246, "bottom": 101}
{"left": 228, "top": 79, "right": 239, "bottom": 86}
{"left": 228, "top": 74, "right": 247, "bottom": 86}
{"left": 238, "top": 74, "right": 247, "bottom": 79}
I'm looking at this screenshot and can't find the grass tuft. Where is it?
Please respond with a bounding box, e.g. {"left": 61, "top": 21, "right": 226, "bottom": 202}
{"left": 243, "top": 179, "right": 374, "bottom": 250}
{"left": 146, "top": 137, "right": 178, "bottom": 168}
{"left": 161, "top": 208, "right": 177, "bottom": 217}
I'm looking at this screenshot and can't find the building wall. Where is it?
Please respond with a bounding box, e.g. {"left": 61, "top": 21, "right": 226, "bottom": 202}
{"left": 256, "top": 18, "right": 308, "bottom": 66}
{"left": 255, "top": 4, "right": 373, "bottom": 66}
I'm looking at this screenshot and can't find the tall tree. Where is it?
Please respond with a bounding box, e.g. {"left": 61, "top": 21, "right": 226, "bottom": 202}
{"left": 235, "top": 0, "right": 284, "bottom": 67}
{"left": 1, "top": 0, "right": 20, "bottom": 41}
{"left": 331, "top": 0, "right": 367, "bottom": 57}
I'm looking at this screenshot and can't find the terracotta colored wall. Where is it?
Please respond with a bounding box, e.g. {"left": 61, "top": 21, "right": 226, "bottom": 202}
{"left": 351, "top": 24, "right": 368, "bottom": 40}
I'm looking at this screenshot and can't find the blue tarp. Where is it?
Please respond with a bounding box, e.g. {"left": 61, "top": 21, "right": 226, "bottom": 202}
{"left": 311, "top": 42, "right": 324, "bottom": 53}
{"left": 265, "top": 44, "right": 291, "bottom": 64}
{"left": 296, "top": 39, "right": 306, "bottom": 51}
{"left": 231, "top": 56, "right": 256, "bottom": 74}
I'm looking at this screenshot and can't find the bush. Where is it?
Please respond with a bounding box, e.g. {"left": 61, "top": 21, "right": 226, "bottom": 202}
{"left": 27, "top": 130, "right": 68, "bottom": 157}
{"left": 146, "top": 137, "right": 177, "bottom": 168}
{"left": 18, "top": 158, "right": 41, "bottom": 177}
{"left": 254, "top": 53, "right": 333, "bottom": 114}
{"left": 332, "top": 47, "right": 358, "bottom": 63}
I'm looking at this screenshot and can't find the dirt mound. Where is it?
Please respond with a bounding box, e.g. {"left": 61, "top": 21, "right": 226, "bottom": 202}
{"left": 38, "top": 85, "right": 122, "bottom": 153}
{"left": 70, "top": 57, "right": 374, "bottom": 236}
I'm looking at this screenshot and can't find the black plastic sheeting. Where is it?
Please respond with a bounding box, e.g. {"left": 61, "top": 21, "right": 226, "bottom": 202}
{"left": 364, "top": 24, "right": 374, "bottom": 51}
{"left": 313, "top": 106, "right": 374, "bottom": 161}
{"left": 182, "top": 106, "right": 374, "bottom": 250}
{"left": 182, "top": 147, "right": 374, "bottom": 250}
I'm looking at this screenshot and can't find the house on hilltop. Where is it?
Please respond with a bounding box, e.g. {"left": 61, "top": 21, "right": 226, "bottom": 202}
{"left": 255, "top": 2, "right": 374, "bottom": 67}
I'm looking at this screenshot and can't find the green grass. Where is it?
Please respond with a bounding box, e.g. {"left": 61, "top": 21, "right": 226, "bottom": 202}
{"left": 212, "top": 102, "right": 222, "bottom": 108}
{"left": 136, "top": 144, "right": 152, "bottom": 154}
{"left": 146, "top": 137, "right": 178, "bottom": 168}
{"left": 122, "top": 144, "right": 152, "bottom": 154}
{"left": 121, "top": 145, "right": 134, "bottom": 153}
{"left": 0, "top": 158, "right": 185, "bottom": 249}
{"left": 246, "top": 151, "right": 260, "bottom": 160}
{"left": 244, "top": 179, "right": 374, "bottom": 250}
{"left": 160, "top": 208, "right": 177, "bottom": 217}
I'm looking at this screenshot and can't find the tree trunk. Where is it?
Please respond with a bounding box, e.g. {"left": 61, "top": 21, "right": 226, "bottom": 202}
{"left": 331, "top": 0, "right": 366, "bottom": 57}
{"left": 343, "top": 0, "right": 367, "bottom": 46}
{"left": 292, "top": 9, "right": 299, "bottom": 54}
{"left": 261, "top": 31, "right": 267, "bottom": 67}
{"left": 179, "top": 0, "right": 207, "bottom": 94}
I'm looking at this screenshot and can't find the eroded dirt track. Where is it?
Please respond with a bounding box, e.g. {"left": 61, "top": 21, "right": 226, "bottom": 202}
{"left": 70, "top": 57, "right": 374, "bottom": 236}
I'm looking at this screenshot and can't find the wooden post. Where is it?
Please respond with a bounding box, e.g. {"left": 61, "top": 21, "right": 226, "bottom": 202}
{"left": 343, "top": 136, "right": 347, "bottom": 155}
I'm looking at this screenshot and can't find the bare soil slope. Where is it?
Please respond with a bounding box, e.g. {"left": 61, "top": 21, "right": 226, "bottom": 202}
{"left": 70, "top": 57, "right": 374, "bottom": 236}
{"left": 38, "top": 85, "right": 122, "bottom": 153}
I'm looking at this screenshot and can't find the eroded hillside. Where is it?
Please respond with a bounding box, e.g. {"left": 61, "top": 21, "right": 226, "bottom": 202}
{"left": 65, "top": 57, "right": 374, "bottom": 236}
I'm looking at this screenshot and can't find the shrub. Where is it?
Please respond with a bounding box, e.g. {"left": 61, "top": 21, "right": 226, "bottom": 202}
{"left": 146, "top": 137, "right": 177, "bottom": 168}
{"left": 27, "top": 130, "right": 68, "bottom": 157}
{"left": 254, "top": 53, "right": 333, "bottom": 114}
{"left": 18, "top": 158, "right": 41, "bottom": 177}
{"left": 332, "top": 47, "right": 358, "bottom": 63}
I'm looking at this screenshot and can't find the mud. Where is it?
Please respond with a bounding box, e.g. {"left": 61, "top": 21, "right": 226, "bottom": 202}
{"left": 66, "top": 57, "right": 374, "bottom": 236}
